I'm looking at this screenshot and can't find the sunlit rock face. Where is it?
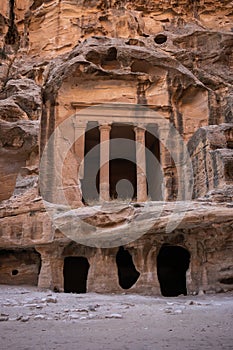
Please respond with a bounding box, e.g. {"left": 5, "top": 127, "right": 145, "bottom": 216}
{"left": 0, "top": 0, "right": 232, "bottom": 296}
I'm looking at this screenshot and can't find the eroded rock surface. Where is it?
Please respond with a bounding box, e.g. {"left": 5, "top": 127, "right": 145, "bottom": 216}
{"left": 0, "top": 0, "right": 232, "bottom": 296}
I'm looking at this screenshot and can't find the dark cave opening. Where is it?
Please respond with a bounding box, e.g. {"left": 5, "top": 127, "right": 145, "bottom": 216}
{"left": 219, "top": 277, "right": 233, "bottom": 285}
{"left": 63, "top": 256, "right": 90, "bottom": 293}
{"left": 116, "top": 247, "right": 140, "bottom": 289}
{"left": 157, "top": 245, "right": 190, "bottom": 297}
{"left": 5, "top": 0, "right": 20, "bottom": 46}
{"left": 154, "top": 34, "right": 167, "bottom": 44}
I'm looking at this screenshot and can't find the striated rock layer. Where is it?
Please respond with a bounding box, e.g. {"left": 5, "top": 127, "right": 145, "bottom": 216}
{"left": 0, "top": 0, "right": 233, "bottom": 296}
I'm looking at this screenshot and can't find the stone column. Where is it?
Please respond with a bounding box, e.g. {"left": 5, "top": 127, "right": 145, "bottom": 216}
{"left": 159, "top": 124, "right": 175, "bottom": 201}
{"left": 36, "top": 245, "right": 64, "bottom": 291}
{"left": 36, "top": 248, "right": 53, "bottom": 289}
{"left": 73, "top": 121, "right": 87, "bottom": 179}
{"left": 99, "top": 124, "right": 111, "bottom": 201}
{"left": 88, "top": 248, "right": 121, "bottom": 293}
{"left": 134, "top": 125, "right": 147, "bottom": 202}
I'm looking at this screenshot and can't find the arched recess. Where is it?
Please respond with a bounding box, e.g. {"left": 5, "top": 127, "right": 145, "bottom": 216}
{"left": 157, "top": 245, "right": 190, "bottom": 297}
{"left": 116, "top": 247, "right": 140, "bottom": 289}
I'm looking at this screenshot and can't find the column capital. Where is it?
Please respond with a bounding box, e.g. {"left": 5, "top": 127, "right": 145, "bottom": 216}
{"left": 134, "top": 124, "right": 146, "bottom": 133}
{"left": 158, "top": 124, "right": 170, "bottom": 142}
{"left": 99, "top": 124, "right": 112, "bottom": 132}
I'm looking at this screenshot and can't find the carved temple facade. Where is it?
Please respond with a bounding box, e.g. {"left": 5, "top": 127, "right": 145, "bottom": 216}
{"left": 0, "top": 4, "right": 233, "bottom": 296}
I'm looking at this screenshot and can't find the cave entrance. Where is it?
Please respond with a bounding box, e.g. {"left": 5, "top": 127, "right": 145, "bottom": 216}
{"left": 63, "top": 257, "right": 90, "bottom": 293}
{"left": 157, "top": 245, "right": 190, "bottom": 297}
{"left": 116, "top": 247, "right": 140, "bottom": 289}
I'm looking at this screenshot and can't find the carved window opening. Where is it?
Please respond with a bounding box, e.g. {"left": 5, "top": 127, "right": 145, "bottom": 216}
{"left": 157, "top": 245, "right": 190, "bottom": 297}
{"left": 116, "top": 247, "right": 140, "bottom": 289}
{"left": 63, "top": 256, "right": 90, "bottom": 293}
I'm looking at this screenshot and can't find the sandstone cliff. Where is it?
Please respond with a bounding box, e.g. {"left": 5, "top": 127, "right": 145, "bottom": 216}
{"left": 0, "top": 0, "right": 232, "bottom": 200}
{"left": 0, "top": 1, "right": 232, "bottom": 295}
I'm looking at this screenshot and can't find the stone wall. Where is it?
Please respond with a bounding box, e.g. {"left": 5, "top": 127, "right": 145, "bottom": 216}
{"left": 1, "top": 194, "right": 233, "bottom": 295}
{"left": 0, "top": 248, "right": 41, "bottom": 285}
{"left": 188, "top": 124, "right": 233, "bottom": 199}
{"left": 33, "top": 218, "right": 233, "bottom": 295}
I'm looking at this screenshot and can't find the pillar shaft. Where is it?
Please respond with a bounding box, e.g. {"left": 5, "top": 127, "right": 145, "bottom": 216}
{"left": 99, "top": 124, "right": 111, "bottom": 201}
{"left": 73, "top": 122, "right": 86, "bottom": 179}
{"left": 159, "top": 126, "right": 172, "bottom": 201}
{"left": 134, "top": 126, "right": 147, "bottom": 202}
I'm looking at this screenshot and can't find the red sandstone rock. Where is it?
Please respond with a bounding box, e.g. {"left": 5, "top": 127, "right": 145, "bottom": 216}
{"left": 0, "top": 0, "right": 232, "bottom": 296}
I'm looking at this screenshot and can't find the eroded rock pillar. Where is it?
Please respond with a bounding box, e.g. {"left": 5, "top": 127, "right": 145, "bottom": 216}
{"left": 88, "top": 248, "right": 121, "bottom": 293}
{"left": 134, "top": 126, "right": 147, "bottom": 202}
{"left": 36, "top": 245, "right": 64, "bottom": 291}
{"left": 36, "top": 249, "right": 53, "bottom": 289}
{"left": 99, "top": 124, "right": 111, "bottom": 201}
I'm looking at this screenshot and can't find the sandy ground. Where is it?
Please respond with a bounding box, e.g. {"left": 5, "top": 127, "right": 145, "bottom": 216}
{"left": 0, "top": 285, "right": 232, "bottom": 350}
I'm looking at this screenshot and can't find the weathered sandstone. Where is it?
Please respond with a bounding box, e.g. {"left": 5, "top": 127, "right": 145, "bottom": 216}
{"left": 0, "top": 0, "right": 232, "bottom": 296}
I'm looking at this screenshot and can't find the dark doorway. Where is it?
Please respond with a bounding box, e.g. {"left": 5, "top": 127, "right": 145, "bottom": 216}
{"left": 145, "top": 126, "right": 163, "bottom": 200}
{"left": 157, "top": 245, "right": 190, "bottom": 297}
{"left": 116, "top": 247, "right": 140, "bottom": 289}
{"left": 82, "top": 122, "right": 100, "bottom": 203}
{"left": 110, "top": 124, "right": 136, "bottom": 200}
{"left": 110, "top": 159, "right": 136, "bottom": 199}
{"left": 63, "top": 257, "right": 90, "bottom": 293}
